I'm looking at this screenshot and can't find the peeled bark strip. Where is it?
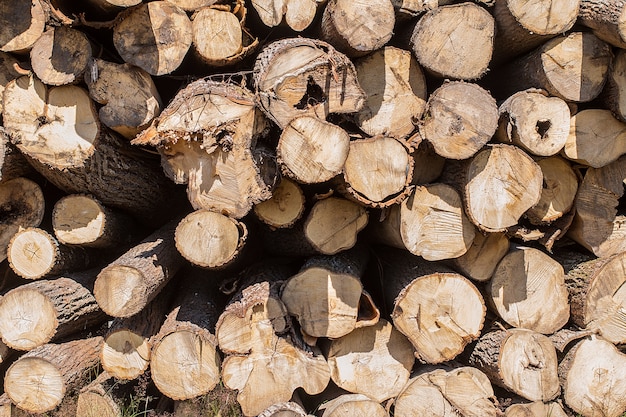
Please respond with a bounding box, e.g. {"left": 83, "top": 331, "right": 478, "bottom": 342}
{"left": 468, "top": 329, "right": 560, "bottom": 402}
{"left": 319, "top": 394, "right": 387, "bottom": 417}
{"left": 320, "top": 0, "right": 395, "bottom": 58}
{"left": 488, "top": 246, "right": 570, "bottom": 334}
{"left": 495, "top": 89, "right": 570, "bottom": 157}
{"left": 451, "top": 232, "right": 509, "bottom": 282}
{"left": 175, "top": 209, "right": 247, "bottom": 269}
{"left": 603, "top": 49, "right": 626, "bottom": 122}
{"left": 505, "top": 401, "right": 568, "bottom": 417}
{"left": 253, "top": 37, "right": 365, "bottom": 128}
{"left": 3, "top": 76, "right": 182, "bottom": 227}
{"left": 353, "top": 46, "right": 426, "bottom": 140}
{"left": 0, "top": 0, "right": 46, "bottom": 52}
{"left": 7, "top": 227, "right": 92, "bottom": 280}
{"left": 281, "top": 245, "right": 378, "bottom": 339}
{"left": 75, "top": 372, "right": 121, "bottom": 417}
{"left": 559, "top": 335, "right": 626, "bottom": 417}
{"left": 133, "top": 78, "right": 274, "bottom": 219}
{"left": 0, "top": 177, "right": 44, "bottom": 263}
{"left": 0, "top": 270, "right": 105, "bottom": 351}
{"left": 4, "top": 336, "right": 104, "bottom": 414}
{"left": 251, "top": 0, "right": 319, "bottom": 31}
{"left": 30, "top": 26, "right": 92, "bottom": 86}
{"left": 372, "top": 183, "right": 476, "bottom": 261}
{"left": 379, "top": 246, "right": 485, "bottom": 364}
{"left": 94, "top": 220, "right": 184, "bottom": 318}
{"left": 579, "top": 0, "right": 626, "bottom": 49}
{"left": 253, "top": 178, "right": 305, "bottom": 228}
{"left": 326, "top": 319, "right": 414, "bottom": 402}
{"left": 113, "top": 1, "right": 192, "bottom": 76}
{"left": 85, "top": 58, "right": 162, "bottom": 140}
{"left": 277, "top": 116, "right": 350, "bottom": 184}
{"left": 410, "top": 3, "right": 495, "bottom": 80}
{"left": 491, "top": 0, "right": 579, "bottom": 65}
{"left": 492, "top": 32, "right": 612, "bottom": 103}
{"left": 420, "top": 81, "right": 498, "bottom": 160}
{"left": 567, "top": 155, "right": 626, "bottom": 257}
{"left": 563, "top": 109, "right": 626, "bottom": 168}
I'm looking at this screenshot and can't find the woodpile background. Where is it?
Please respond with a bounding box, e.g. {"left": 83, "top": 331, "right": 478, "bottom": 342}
{"left": 0, "top": 0, "right": 626, "bottom": 416}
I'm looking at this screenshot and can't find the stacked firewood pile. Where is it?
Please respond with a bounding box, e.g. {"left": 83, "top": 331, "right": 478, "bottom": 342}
{"left": 1, "top": 0, "right": 626, "bottom": 416}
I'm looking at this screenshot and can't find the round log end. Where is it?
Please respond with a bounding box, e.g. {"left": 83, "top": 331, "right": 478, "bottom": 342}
{"left": 94, "top": 265, "right": 146, "bottom": 317}
{"left": 5, "top": 357, "right": 65, "bottom": 414}
{"left": 0, "top": 288, "right": 57, "bottom": 350}
{"left": 8, "top": 228, "right": 59, "bottom": 279}
{"left": 53, "top": 195, "right": 107, "bottom": 246}
{"left": 101, "top": 330, "right": 150, "bottom": 380}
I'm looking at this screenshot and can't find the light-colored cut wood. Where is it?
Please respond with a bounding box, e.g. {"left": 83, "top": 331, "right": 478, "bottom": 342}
{"left": 254, "top": 178, "right": 305, "bottom": 228}
{"left": 393, "top": 371, "right": 458, "bottom": 417}
{"left": 0, "top": 0, "right": 46, "bottom": 52}
{"left": 251, "top": 0, "right": 319, "bottom": 31}
{"left": 75, "top": 372, "right": 121, "bottom": 417}
{"left": 168, "top": 0, "right": 218, "bottom": 11}
{"left": 450, "top": 232, "right": 509, "bottom": 282}
{"left": 319, "top": 394, "right": 387, "bottom": 417}
{"left": 391, "top": 0, "right": 437, "bottom": 19}
{"left": 579, "top": 0, "right": 626, "bottom": 48}
{"left": 603, "top": 48, "right": 626, "bottom": 122}
{"left": 257, "top": 401, "right": 311, "bottom": 417}
{"left": 0, "top": 52, "right": 23, "bottom": 116}
{"left": 505, "top": 401, "right": 568, "bottom": 417}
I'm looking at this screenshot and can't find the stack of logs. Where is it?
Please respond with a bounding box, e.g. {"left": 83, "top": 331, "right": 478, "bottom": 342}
{"left": 1, "top": 0, "right": 626, "bottom": 416}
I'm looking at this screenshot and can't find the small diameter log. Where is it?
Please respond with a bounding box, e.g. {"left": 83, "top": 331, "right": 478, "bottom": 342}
{"left": 579, "top": 0, "right": 626, "bottom": 49}
{"left": 563, "top": 109, "right": 626, "bottom": 168}
{"left": 491, "top": 32, "right": 612, "bottom": 103}
{"left": 371, "top": 183, "right": 476, "bottom": 261}
{"left": 505, "top": 401, "right": 568, "bottom": 417}
{"left": 0, "top": 177, "right": 45, "bottom": 263}
{"left": 320, "top": 0, "right": 395, "bottom": 58}
{"left": 85, "top": 58, "right": 162, "bottom": 140}
{"left": 495, "top": 89, "right": 570, "bottom": 157}
{"left": 3, "top": 76, "right": 182, "bottom": 227}
{"left": 468, "top": 328, "right": 560, "bottom": 402}
{"left": 94, "top": 219, "right": 184, "bottom": 318}
{"left": 7, "top": 227, "right": 92, "bottom": 280}
{"left": 410, "top": 3, "right": 494, "bottom": 80}
{"left": 491, "top": 0, "right": 579, "bottom": 66}
{"left": 567, "top": 155, "right": 626, "bottom": 257}
{"left": 113, "top": 1, "right": 192, "bottom": 76}
{"left": 277, "top": 116, "right": 350, "bottom": 184}
{"left": 281, "top": 245, "right": 378, "bottom": 339}
{"left": 253, "top": 37, "right": 365, "bottom": 128}
{"left": 175, "top": 209, "right": 247, "bottom": 269}
{"left": 250, "top": 0, "right": 319, "bottom": 31}
{"left": 0, "top": 270, "right": 105, "bottom": 351}
{"left": 0, "top": 0, "right": 45, "bottom": 52}
{"left": 75, "top": 372, "right": 121, "bottom": 417}
{"left": 253, "top": 178, "right": 305, "bottom": 228}
{"left": 419, "top": 81, "right": 498, "bottom": 160}
{"left": 379, "top": 246, "right": 485, "bottom": 364}
{"left": 353, "top": 46, "right": 426, "bottom": 140}
{"left": 133, "top": 79, "right": 274, "bottom": 219}
{"left": 4, "top": 336, "right": 104, "bottom": 414}
{"left": 450, "top": 232, "right": 509, "bottom": 282}
{"left": 30, "top": 26, "right": 92, "bottom": 86}
{"left": 488, "top": 246, "right": 570, "bottom": 334}
{"left": 603, "top": 49, "right": 626, "bottom": 122}
{"left": 559, "top": 335, "right": 626, "bottom": 417}
{"left": 326, "top": 319, "right": 414, "bottom": 402}
{"left": 319, "top": 394, "right": 387, "bottom": 417}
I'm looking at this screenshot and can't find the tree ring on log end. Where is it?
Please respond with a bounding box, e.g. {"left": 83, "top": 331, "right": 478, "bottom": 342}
{"left": 0, "top": 289, "right": 57, "bottom": 350}
{"left": 5, "top": 357, "right": 65, "bottom": 413}
{"left": 94, "top": 265, "right": 145, "bottom": 317}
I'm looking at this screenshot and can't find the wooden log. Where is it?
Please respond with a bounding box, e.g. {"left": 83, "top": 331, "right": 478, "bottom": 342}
{"left": 0, "top": 129, "right": 31, "bottom": 183}
{"left": 0, "top": 178, "right": 45, "bottom": 263}
{"left": 379, "top": 246, "right": 485, "bottom": 364}
{"left": 370, "top": 183, "right": 476, "bottom": 261}
{"left": 563, "top": 109, "right": 626, "bottom": 168}
{"left": 94, "top": 219, "right": 184, "bottom": 318}
{"left": 0, "top": 0, "right": 46, "bottom": 53}
{"left": 393, "top": 370, "right": 458, "bottom": 417}
{"left": 249, "top": 0, "right": 319, "bottom": 31}
{"left": 488, "top": 246, "right": 570, "bottom": 334}
{"left": 468, "top": 329, "right": 560, "bottom": 402}
{"left": 0, "top": 270, "right": 106, "bottom": 351}
{"left": 410, "top": 2, "right": 495, "bottom": 80}
{"left": 450, "top": 232, "right": 509, "bottom": 282}
{"left": 391, "top": 0, "right": 437, "bottom": 20}
{"left": 319, "top": 394, "right": 387, "bottom": 417}
{"left": 4, "top": 336, "right": 104, "bottom": 414}
{"left": 603, "top": 48, "right": 626, "bottom": 122}
{"left": 253, "top": 177, "right": 305, "bottom": 228}
{"left": 3, "top": 76, "right": 183, "bottom": 227}
{"left": 579, "top": 0, "right": 626, "bottom": 49}
{"left": 133, "top": 78, "right": 275, "bottom": 219}
{"left": 559, "top": 335, "right": 626, "bottom": 417}
{"left": 495, "top": 89, "right": 570, "bottom": 157}
{"left": 504, "top": 401, "right": 568, "bottom": 417}
{"left": 0, "top": 52, "right": 23, "bottom": 117}
{"left": 353, "top": 46, "right": 427, "bottom": 140}
{"left": 167, "top": 0, "right": 218, "bottom": 11}
{"left": 419, "top": 81, "right": 498, "bottom": 160}
{"left": 84, "top": 58, "right": 162, "bottom": 140}
{"left": 7, "top": 227, "right": 93, "bottom": 280}
{"left": 112, "top": 1, "right": 192, "bottom": 76}
{"left": 253, "top": 37, "right": 365, "bottom": 129}
{"left": 567, "top": 155, "right": 626, "bottom": 257}
{"left": 410, "top": 141, "right": 445, "bottom": 184}
{"left": 75, "top": 371, "right": 121, "bottom": 417}
{"left": 257, "top": 401, "right": 311, "bottom": 417}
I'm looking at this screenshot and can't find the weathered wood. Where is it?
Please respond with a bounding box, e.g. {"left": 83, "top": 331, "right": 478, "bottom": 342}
{"left": 0, "top": 53, "right": 23, "bottom": 116}
{"left": 504, "top": 401, "right": 568, "bottom": 417}
{"left": 253, "top": 178, "right": 305, "bottom": 228}
{"left": 393, "top": 371, "right": 458, "bottom": 417}
{"left": 167, "top": 0, "right": 218, "bottom": 11}
{"left": 250, "top": 0, "right": 319, "bottom": 31}
{"left": 0, "top": 0, "right": 46, "bottom": 52}
{"left": 450, "top": 232, "right": 509, "bottom": 282}
{"left": 602, "top": 48, "right": 626, "bottom": 122}
{"left": 257, "top": 401, "right": 311, "bottom": 417}
{"left": 319, "top": 394, "right": 387, "bottom": 417}
{"left": 391, "top": 0, "right": 437, "bottom": 20}
{"left": 410, "top": 141, "right": 445, "bottom": 184}
{"left": 579, "top": 0, "right": 626, "bottom": 49}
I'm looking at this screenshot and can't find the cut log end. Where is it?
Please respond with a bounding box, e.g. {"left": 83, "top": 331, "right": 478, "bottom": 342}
{"left": 101, "top": 330, "right": 150, "bottom": 380}
{"left": 94, "top": 265, "right": 146, "bottom": 317}
{"left": 8, "top": 228, "right": 60, "bottom": 280}
{"left": 0, "top": 288, "right": 57, "bottom": 350}
{"left": 253, "top": 178, "right": 305, "bottom": 228}
{"left": 5, "top": 357, "right": 65, "bottom": 414}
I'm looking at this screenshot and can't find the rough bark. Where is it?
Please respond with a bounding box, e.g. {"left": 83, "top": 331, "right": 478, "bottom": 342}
{"left": 450, "top": 231, "right": 509, "bottom": 282}
{"left": 253, "top": 177, "right": 305, "bottom": 228}
{"left": 0, "top": 0, "right": 46, "bottom": 52}
{"left": 579, "top": 0, "right": 626, "bottom": 49}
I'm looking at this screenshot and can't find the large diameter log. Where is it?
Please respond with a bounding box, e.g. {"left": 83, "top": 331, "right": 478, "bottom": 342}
{"left": 253, "top": 37, "right": 365, "bottom": 128}
{"left": 113, "top": 1, "right": 192, "bottom": 76}
{"left": 3, "top": 76, "right": 183, "bottom": 227}
{"left": 4, "top": 336, "right": 104, "bottom": 414}
{"left": 250, "top": 0, "right": 319, "bottom": 31}
{"left": 253, "top": 177, "right": 305, "bottom": 228}
{"left": 468, "top": 329, "right": 560, "bottom": 402}
{"left": 133, "top": 79, "right": 274, "bottom": 219}
{"left": 94, "top": 219, "right": 184, "bottom": 318}
{"left": 379, "top": 246, "right": 485, "bottom": 364}
{"left": 559, "top": 335, "right": 626, "bottom": 417}
{"left": 419, "top": 81, "right": 498, "bottom": 160}
{"left": 0, "top": 0, "right": 46, "bottom": 52}
{"left": 0, "top": 270, "right": 105, "bottom": 351}
{"left": 488, "top": 246, "right": 570, "bottom": 334}
{"left": 579, "top": 0, "right": 626, "bottom": 49}
{"left": 450, "top": 232, "right": 509, "bottom": 282}
{"left": 410, "top": 3, "right": 495, "bottom": 80}
{"left": 319, "top": 394, "right": 387, "bottom": 417}
{"left": 353, "top": 46, "right": 427, "bottom": 140}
